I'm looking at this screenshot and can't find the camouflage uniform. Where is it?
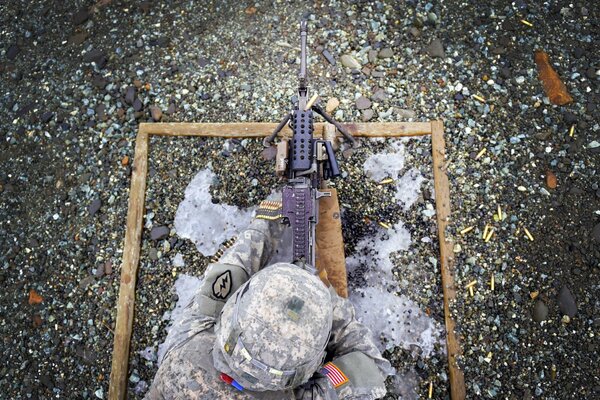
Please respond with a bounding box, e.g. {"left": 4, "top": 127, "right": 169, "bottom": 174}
{"left": 146, "top": 218, "right": 392, "bottom": 400}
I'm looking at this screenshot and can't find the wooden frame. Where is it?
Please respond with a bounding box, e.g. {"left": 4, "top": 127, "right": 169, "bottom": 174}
{"left": 108, "top": 121, "right": 466, "bottom": 400}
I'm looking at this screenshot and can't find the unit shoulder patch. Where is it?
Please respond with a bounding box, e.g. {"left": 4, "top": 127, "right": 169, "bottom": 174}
{"left": 212, "top": 270, "right": 233, "bottom": 299}
{"left": 321, "top": 362, "right": 349, "bottom": 388}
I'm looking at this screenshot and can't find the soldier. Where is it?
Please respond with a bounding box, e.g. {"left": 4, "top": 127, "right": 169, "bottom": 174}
{"left": 146, "top": 215, "right": 393, "bottom": 399}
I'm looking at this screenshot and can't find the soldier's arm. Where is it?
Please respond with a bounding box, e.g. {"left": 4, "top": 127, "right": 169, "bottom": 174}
{"left": 321, "top": 290, "right": 394, "bottom": 399}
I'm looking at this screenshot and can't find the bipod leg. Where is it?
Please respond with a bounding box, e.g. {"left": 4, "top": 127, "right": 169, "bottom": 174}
{"left": 312, "top": 105, "right": 357, "bottom": 146}
{"left": 263, "top": 113, "right": 291, "bottom": 147}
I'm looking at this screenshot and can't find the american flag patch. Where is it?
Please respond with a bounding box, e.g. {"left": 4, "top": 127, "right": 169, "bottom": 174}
{"left": 321, "top": 362, "right": 349, "bottom": 388}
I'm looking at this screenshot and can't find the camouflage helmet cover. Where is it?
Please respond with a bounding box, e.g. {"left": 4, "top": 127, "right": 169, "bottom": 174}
{"left": 213, "top": 263, "right": 333, "bottom": 391}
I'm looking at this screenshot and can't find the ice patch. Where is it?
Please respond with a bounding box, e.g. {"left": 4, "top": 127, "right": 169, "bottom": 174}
{"left": 347, "top": 222, "right": 442, "bottom": 356}
{"left": 156, "top": 274, "right": 202, "bottom": 364}
{"left": 363, "top": 141, "right": 425, "bottom": 210}
{"left": 174, "top": 168, "right": 253, "bottom": 256}
{"left": 394, "top": 167, "right": 426, "bottom": 210}
{"left": 362, "top": 141, "right": 405, "bottom": 181}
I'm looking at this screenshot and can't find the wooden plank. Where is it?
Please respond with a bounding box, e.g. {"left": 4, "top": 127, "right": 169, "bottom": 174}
{"left": 316, "top": 188, "right": 348, "bottom": 298}
{"left": 108, "top": 131, "right": 149, "bottom": 400}
{"left": 430, "top": 120, "right": 466, "bottom": 400}
{"left": 139, "top": 121, "right": 432, "bottom": 137}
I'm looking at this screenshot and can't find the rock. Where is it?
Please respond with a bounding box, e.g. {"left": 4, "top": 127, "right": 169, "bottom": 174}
{"left": 592, "top": 223, "right": 600, "bottom": 243}
{"left": 355, "top": 96, "right": 371, "bottom": 110}
{"left": 72, "top": 9, "right": 90, "bottom": 25}
{"left": 378, "top": 48, "right": 393, "bottom": 59}
{"left": 133, "top": 98, "right": 143, "bottom": 112}
{"left": 149, "top": 106, "right": 162, "bottom": 122}
{"left": 166, "top": 103, "right": 176, "bottom": 115}
{"left": 368, "top": 50, "right": 378, "bottom": 63}
{"left": 125, "top": 86, "right": 136, "bottom": 105}
{"left": 532, "top": 300, "right": 549, "bottom": 322}
{"left": 92, "top": 75, "right": 108, "bottom": 89}
{"left": 88, "top": 198, "right": 101, "bottom": 216}
{"left": 40, "top": 112, "right": 53, "bottom": 123}
{"left": 545, "top": 171, "right": 557, "bottom": 189}
{"left": 340, "top": 54, "right": 361, "bottom": 69}
{"left": 69, "top": 31, "right": 88, "bottom": 45}
{"left": 515, "top": 76, "right": 525, "bottom": 84}
{"left": 150, "top": 226, "right": 169, "bottom": 240}
{"left": 396, "top": 108, "right": 416, "bottom": 119}
{"left": 261, "top": 146, "right": 277, "bottom": 161}
{"left": 573, "top": 47, "right": 584, "bottom": 59}
{"left": 408, "top": 27, "right": 421, "bottom": 38}
{"left": 83, "top": 49, "right": 107, "bottom": 68}
{"left": 321, "top": 49, "right": 336, "bottom": 66}
{"left": 371, "top": 70, "right": 385, "bottom": 78}
{"left": 148, "top": 248, "right": 158, "bottom": 261}
{"left": 558, "top": 286, "right": 577, "bottom": 317}
{"left": 95, "top": 263, "right": 105, "bottom": 278}
{"left": 426, "top": 38, "right": 444, "bottom": 58}
{"left": 6, "top": 44, "right": 20, "bottom": 60}
{"left": 371, "top": 88, "right": 388, "bottom": 102}
{"left": 361, "top": 109, "right": 374, "bottom": 122}
{"left": 326, "top": 97, "right": 340, "bottom": 113}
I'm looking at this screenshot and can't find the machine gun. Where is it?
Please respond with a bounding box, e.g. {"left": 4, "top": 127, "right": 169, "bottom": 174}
{"left": 263, "top": 20, "right": 356, "bottom": 271}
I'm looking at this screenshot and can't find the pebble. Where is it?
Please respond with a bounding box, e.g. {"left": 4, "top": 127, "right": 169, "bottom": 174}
{"left": 149, "top": 106, "right": 162, "bottom": 122}
{"left": 133, "top": 98, "right": 143, "bottom": 112}
{"left": 515, "top": 76, "right": 525, "bottom": 84}
{"left": 426, "top": 38, "right": 444, "bottom": 58}
{"left": 326, "top": 97, "right": 340, "bottom": 113}
{"left": 558, "top": 286, "right": 577, "bottom": 317}
{"left": 378, "top": 48, "right": 393, "bottom": 59}
{"left": 355, "top": 96, "right": 372, "bottom": 110}
{"left": 533, "top": 300, "right": 549, "bottom": 322}
{"left": 150, "top": 225, "right": 170, "bottom": 240}
{"left": 593, "top": 223, "right": 600, "bottom": 243}
{"left": 371, "top": 88, "right": 388, "bottom": 102}
{"left": 361, "top": 109, "right": 374, "bottom": 122}
{"left": 408, "top": 27, "right": 421, "bottom": 38}
{"left": 340, "top": 54, "right": 361, "bottom": 69}
{"left": 72, "top": 9, "right": 90, "bottom": 25}
{"left": 40, "top": 112, "right": 54, "bottom": 123}
{"left": 125, "top": 87, "right": 137, "bottom": 105}
{"left": 83, "top": 49, "right": 107, "bottom": 68}
{"left": 321, "top": 49, "right": 336, "bottom": 66}
{"left": 396, "top": 108, "right": 416, "bottom": 119}
{"left": 88, "top": 198, "right": 101, "bottom": 216}
{"left": 6, "top": 44, "right": 20, "bottom": 60}
{"left": 69, "top": 32, "right": 88, "bottom": 45}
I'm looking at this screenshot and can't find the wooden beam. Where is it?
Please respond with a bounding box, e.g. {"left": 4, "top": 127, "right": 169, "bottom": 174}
{"left": 431, "top": 120, "right": 466, "bottom": 400}
{"left": 108, "top": 131, "right": 149, "bottom": 400}
{"left": 139, "top": 122, "right": 432, "bottom": 137}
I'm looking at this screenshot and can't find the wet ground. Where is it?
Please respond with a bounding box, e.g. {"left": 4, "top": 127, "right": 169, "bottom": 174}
{"left": 0, "top": 1, "right": 598, "bottom": 399}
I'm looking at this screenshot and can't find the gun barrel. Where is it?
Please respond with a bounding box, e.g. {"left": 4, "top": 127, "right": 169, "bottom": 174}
{"left": 299, "top": 20, "right": 307, "bottom": 88}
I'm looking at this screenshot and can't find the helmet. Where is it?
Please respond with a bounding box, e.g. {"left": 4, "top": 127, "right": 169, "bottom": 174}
{"left": 213, "top": 263, "right": 333, "bottom": 391}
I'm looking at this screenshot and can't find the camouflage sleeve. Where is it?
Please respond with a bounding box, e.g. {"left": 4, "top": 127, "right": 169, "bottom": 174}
{"left": 218, "top": 217, "right": 285, "bottom": 277}
{"left": 325, "top": 291, "right": 394, "bottom": 399}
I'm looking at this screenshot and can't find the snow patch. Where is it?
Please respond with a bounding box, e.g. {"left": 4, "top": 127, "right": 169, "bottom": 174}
{"left": 362, "top": 141, "right": 405, "bottom": 181}
{"left": 394, "top": 167, "right": 426, "bottom": 210}
{"left": 174, "top": 168, "right": 253, "bottom": 256}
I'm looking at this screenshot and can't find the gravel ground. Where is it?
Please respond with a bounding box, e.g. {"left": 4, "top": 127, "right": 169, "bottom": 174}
{"left": 1, "top": 1, "right": 598, "bottom": 399}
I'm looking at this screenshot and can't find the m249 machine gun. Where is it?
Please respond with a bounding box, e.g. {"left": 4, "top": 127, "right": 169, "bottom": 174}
{"left": 263, "top": 20, "right": 356, "bottom": 271}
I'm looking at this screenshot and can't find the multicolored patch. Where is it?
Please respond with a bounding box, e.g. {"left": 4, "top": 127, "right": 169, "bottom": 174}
{"left": 321, "top": 362, "right": 349, "bottom": 388}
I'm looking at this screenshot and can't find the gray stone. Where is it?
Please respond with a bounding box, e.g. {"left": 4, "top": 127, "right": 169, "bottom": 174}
{"left": 532, "top": 300, "right": 549, "bottom": 322}
{"left": 592, "top": 223, "right": 600, "bottom": 243}
{"left": 396, "top": 108, "right": 416, "bottom": 119}
{"left": 340, "top": 54, "right": 361, "bottom": 69}
{"left": 72, "top": 9, "right": 89, "bottom": 25}
{"left": 361, "top": 109, "right": 374, "bottom": 122}
{"left": 150, "top": 226, "right": 170, "bottom": 240}
{"left": 368, "top": 50, "right": 378, "bottom": 63}
{"left": 558, "top": 286, "right": 577, "bottom": 317}
{"left": 149, "top": 106, "right": 162, "bottom": 122}
{"left": 88, "top": 198, "right": 101, "bottom": 216}
{"left": 355, "top": 96, "right": 371, "bottom": 110}
{"left": 371, "top": 88, "right": 388, "bottom": 102}
{"left": 378, "top": 48, "right": 393, "bottom": 59}
{"left": 409, "top": 27, "right": 421, "bottom": 38}
{"left": 6, "top": 44, "right": 20, "bottom": 60}
{"left": 125, "top": 86, "right": 136, "bottom": 105}
{"left": 321, "top": 49, "right": 336, "bottom": 66}
{"left": 148, "top": 248, "right": 158, "bottom": 261}
{"left": 133, "top": 98, "right": 143, "bottom": 112}
{"left": 426, "top": 38, "right": 444, "bottom": 58}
